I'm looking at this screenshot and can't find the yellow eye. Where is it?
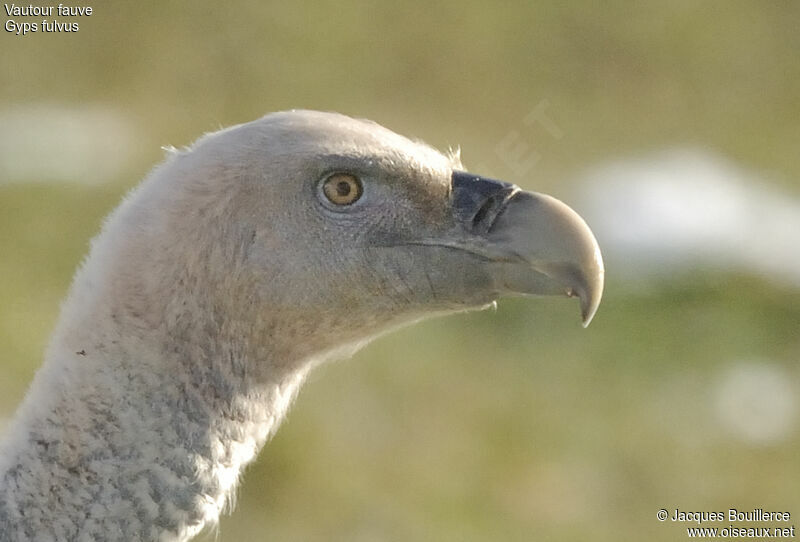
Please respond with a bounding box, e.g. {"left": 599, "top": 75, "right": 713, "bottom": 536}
{"left": 322, "top": 173, "right": 363, "bottom": 206}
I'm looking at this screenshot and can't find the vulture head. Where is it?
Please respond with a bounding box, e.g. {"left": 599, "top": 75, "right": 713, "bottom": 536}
{"left": 114, "top": 110, "right": 602, "bottom": 372}
{"left": 0, "top": 110, "right": 603, "bottom": 541}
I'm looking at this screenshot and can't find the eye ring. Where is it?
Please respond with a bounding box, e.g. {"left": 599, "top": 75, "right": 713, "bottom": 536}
{"left": 321, "top": 173, "right": 363, "bottom": 206}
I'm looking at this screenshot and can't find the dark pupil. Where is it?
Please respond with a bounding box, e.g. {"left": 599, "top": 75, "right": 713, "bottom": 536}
{"left": 335, "top": 180, "right": 351, "bottom": 197}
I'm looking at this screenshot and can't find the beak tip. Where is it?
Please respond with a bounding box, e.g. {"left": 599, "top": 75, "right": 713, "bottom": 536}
{"left": 581, "top": 303, "right": 597, "bottom": 328}
{"left": 483, "top": 187, "right": 605, "bottom": 327}
{"left": 568, "top": 265, "right": 603, "bottom": 328}
{"left": 578, "top": 273, "right": 603, "bottom": 328}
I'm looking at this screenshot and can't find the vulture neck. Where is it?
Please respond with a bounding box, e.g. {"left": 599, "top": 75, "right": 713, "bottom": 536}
{"left": 0, "top": 295, "right": 310, "bottom": 541}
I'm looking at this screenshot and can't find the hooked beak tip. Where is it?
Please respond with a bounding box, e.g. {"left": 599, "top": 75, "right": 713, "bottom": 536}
{"left": 573, "top": 280, "right": 602, "bottom": 328}
{"left": 570, "top": 249, "right": 604, "bottom": 328}
{"left": 489, "top": 190, "right": 605, "bottom": 327}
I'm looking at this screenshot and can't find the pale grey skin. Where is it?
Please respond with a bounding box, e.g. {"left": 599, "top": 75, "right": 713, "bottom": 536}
{"left": 0, "top": 110, "right": 603, "bottom": 541}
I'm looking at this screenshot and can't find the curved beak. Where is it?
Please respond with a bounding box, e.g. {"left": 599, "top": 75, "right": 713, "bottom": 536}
{"left": 450, "top": 172, "right": 604, "bottom": 326}
{"left": 487, "top": 191, "right": 604, "bottom": 326}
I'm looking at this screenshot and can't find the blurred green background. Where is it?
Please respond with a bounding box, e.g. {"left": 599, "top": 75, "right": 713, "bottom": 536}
{"left": 1, "top": 2, "right": 799, "bottom": 541}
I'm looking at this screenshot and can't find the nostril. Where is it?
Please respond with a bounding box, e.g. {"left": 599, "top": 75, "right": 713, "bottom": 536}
{"left": 451, "top": 171, "right": 520, "bottom": 234}
{"left": 471, "top": 195, "right": 500, "bottom": 230}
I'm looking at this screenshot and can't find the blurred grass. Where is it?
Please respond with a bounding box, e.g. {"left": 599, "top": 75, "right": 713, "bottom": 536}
{"left": 216, "top": 279, "right": 799, "bottom": 542}
{"left": 1, "top": 2, "right": 799, "bottom": 541}
{"left": 2, "top": 2, "right": 799, "bottom": 187}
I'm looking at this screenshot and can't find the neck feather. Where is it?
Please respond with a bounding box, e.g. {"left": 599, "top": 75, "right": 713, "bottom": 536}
{"left": 0, "top": 318, "right": 308, "bottom": 541}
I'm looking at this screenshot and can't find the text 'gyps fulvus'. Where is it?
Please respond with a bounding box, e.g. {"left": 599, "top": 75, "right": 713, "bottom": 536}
{"left": 0, "top": 110, "right": 603, "bottom": 541}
